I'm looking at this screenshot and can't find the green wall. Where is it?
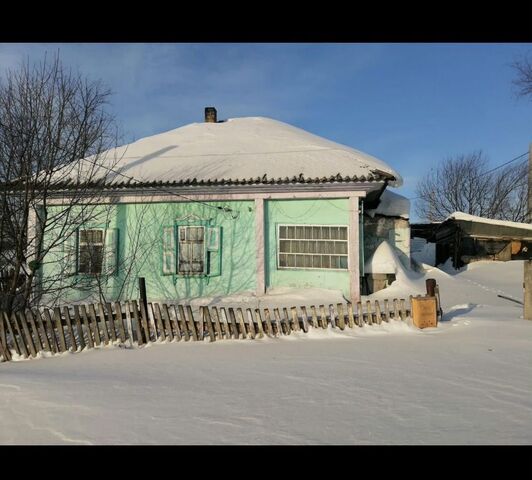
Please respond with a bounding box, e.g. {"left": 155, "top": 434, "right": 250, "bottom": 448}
{"left": 265, "top": 198, "right": 351, "bottom": 297}
{"left": 40, "top": 197, "right": 357, "bottom": 305}
{"left": 41, "top": 200, "right": 256, "bottom": 304}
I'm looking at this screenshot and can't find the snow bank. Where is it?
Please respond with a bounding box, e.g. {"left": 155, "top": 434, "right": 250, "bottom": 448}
{"left": 446, "top": 211, "right": 532, "bottom": 231}
{"left": 0, "top": 261, "right": 530, "bottom": 445}
{"left": 58, "top": 116, "right": 402, "bottom": 187}
{"left": 363, "top": 240, "right": 424, "bottom": 297}
{"left": 366, "top": 189, "right": 410, "bottom": 219}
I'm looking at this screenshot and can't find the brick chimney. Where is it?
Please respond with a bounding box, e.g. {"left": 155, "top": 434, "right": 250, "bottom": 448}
{"left": 204, "top": 107, "right": 217, "bottom": 123}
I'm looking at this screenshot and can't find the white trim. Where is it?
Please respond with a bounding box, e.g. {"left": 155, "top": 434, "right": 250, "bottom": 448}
{"left": 349, "top": 196, "right": 360, "bottom": 302}
{"left": 43, "top": 190, "right": 367, "bottom": 206}
{"left": 276, "top": 224, "right": 349, "bottom": 271}
{"left": 255, "top": 198, "right": 265, "bottom": 295}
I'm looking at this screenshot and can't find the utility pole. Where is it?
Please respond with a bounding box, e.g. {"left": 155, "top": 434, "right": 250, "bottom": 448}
{"left": 524, "top": 143, "right": 532, "bottom": 320}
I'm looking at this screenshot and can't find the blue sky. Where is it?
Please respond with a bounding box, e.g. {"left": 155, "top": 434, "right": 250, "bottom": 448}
{"left": 1, "top": 43, "right": 531, "bottom": 220}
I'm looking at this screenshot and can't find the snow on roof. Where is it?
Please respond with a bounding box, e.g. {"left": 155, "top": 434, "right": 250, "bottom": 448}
{"left": 76, "top": 116, "right": 402, "bottom": 187}
{"left": 445, "top": 212, "right": 532, "bottom": 231}
{"left": 366, "top": 189, "right": 410, "bottom": 219}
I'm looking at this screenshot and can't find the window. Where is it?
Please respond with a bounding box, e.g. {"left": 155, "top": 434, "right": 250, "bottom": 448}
{"left": 178, "top": 226, "right": 206, "bottom": 275}
{"left": 278, "top": 225, "right": 349, "bottom": 270}
{"left": 78, "top": 229, "right": 104, "bottom": 274}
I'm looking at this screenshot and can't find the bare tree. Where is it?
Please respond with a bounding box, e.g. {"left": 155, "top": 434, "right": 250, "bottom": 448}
{"left": 415, "top": 150, "right": 527, "bottom": 222}
{"left": 0, "top": 53, "right": 119, "bottom": 312}
{"left": 512, "top": 53, "right": 532, "bottom": 99}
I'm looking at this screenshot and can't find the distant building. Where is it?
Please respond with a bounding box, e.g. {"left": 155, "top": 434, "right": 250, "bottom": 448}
{"left": 411, "top": 212, "right": 532, "bottom": 269}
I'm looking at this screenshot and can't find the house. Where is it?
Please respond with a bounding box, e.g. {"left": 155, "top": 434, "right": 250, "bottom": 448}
{"left": 413, "top": 212, "right": 532, "bottom": 269}
{"left": 36, "top": 107, "right": 406, "bottom": 304}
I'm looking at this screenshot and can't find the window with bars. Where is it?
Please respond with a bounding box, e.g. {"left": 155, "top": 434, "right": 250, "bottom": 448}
{"left": 178, "top": 226, "right": 206, "bottom": 275}
{"left": 277, "top": 225, "right": 349, "bottom": 270}
{"left": 78, "top": 229, "right": 104, "bottom": 274}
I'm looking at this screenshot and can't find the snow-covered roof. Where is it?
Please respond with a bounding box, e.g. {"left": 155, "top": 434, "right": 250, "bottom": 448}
{"left": 366, "top": 189, "right": 410, "bottom": 219}
{"left": 445, "top": 212, "right": 532, "bottom": 231}
{"left": 72, "top": 116, "right": 402, "bottom": 187}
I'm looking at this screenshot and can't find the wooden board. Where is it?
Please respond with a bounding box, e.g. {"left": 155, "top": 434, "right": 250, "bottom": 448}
{"left": 130, "top": 300, "right": 144, "bottom": 345}
{"left": 202, "top": 307, "right": 216, "bottom": 342}
{"left": 365, "top": 301, "right": 372, "bottom": 325}
{"left": 0, "top": 313, "right": 12, "bottom": 360}
{"left": 356, "top": 302, "right": 363, "bottom": 327}
{"left": 72, "top": 305, "right": 86, "bottom": 350}
{"left": 78, "top": 305, "right": 93, "bottom": 349}
{"left": 393, "top": 299, "right": 400, "bottom": 321}
{"left": 347, "top": 303, "right": 355, "bottom": 329}
{"left": 0, "top": 319, "right": 10, "bottom": 360}
{"left": 299, "top": 306, "right": 309, "bottom": 333}
{"left": 319, "top": 305, "right": 327, "bottom": 329}
{"left": 4, "top": 312, "right": 22, "bottom": 356}
{"left": 35, "top": 309, "right": 52, "bottom": 352}
{"left": 219, "top": 307, "right": 231, "bottom": 339}
{"left": 374, "top": 301, "right": 382, "bottom": 325}
{"left": 309, "top": 306, "right": 318, "bottom": 329}
{"left": 97, "top": 303, "right": 111, "bottom": 345}
{"left": 227, "top": 308, "right": 239, "bottom": 339}
{"left": 138, "top": 301, "right": 152, "bottom": 343}
{"left": 52, "top": 308, "right": 67, "bottom": 353}
{"left": 273, "top": 308, "right": 283, "bottom": 336}
{"left": 185, "top": 306, "right": 199, "bottom": 341}
{"left": 291, "top": 307, "right": 300, "bottom": 331}
{"left": 254, "top": 308, "right": 265, "bottom": 338}
{"left": 62, "top": 307, "right": 77, "bottom": 351}
{"left": 384, "top": 299, "right": 390, "bottom": 322}
{"left": 17, "top": 311, "right": 36, "bottom": 357}
{"left": 147, "top": 303, "right": 158, "bottom": 340}
{"left": 176, "top": 304, "right": 190, "bottom": 341}
{"left": 246, "top": 308, "right": 256, "bottom": 339}
{"left": 123, "top": 301, "right": 135, "bottom": 345}
{"left": 87, "top": 304, "right": 102, "bottom": 346}
{"left": 153, "top": 303, "right": 166, "bottom": 341}
{"left": 160, "top": 303, "right": 175, "bottom": 341}
{"left": 43, "top": 308, "right": 59, "bottom": 353}
{"left": 210, "top": 306, "right": 224, "bottom": 340}
{"left": 336, "top": 304, "right": 346, "bottom": 330}
{"left": 282, "top": 307, "right": 291, "bottom": 335}
{"left": 105, "top": 303, "right": 118, "bottom": 342}
{"left": 236, "top": 308, "right": 248, "bottom": 339}
{"left": 263, "top": 308, "right": 274, "bottom": 337}
{"left": 114, "top": 302, "right": 127, "bottom": 344}
{"left": 328, "top": 304, "right": 336, "bottom": 329}
{"left": 26, "top": 309, "right": 44, "bottom": 352}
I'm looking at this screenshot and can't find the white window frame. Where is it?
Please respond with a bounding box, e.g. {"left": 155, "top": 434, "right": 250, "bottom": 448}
{"left": 177, "top": 225, "right": 207, "bottom": 276}
{"left": 277, "top": 224, "right": 350, "bottom": 271}
{"left": 78, "top": 228, "right": 105, "bottom": 275}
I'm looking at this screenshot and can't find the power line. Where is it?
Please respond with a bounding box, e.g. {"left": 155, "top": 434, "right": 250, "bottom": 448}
{"left": 408, "top": 151, "right": 528, "bottom": 201}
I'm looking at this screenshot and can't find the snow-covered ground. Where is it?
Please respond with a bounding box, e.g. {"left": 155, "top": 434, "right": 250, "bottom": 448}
{"left": 0, "top": 260, "right": 530, "bottom": 444}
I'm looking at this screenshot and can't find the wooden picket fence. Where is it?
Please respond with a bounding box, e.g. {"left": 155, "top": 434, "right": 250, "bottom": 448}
{"left": 0, "top": 297, "right": 413, "bottom": 362}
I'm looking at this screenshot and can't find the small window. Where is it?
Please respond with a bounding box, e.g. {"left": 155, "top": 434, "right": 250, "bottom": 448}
{"left": 78, "top": 229, "right": 104, "bottom": 274}
{"left": 278, "top": 224, "right": 349, "bottom": 270}
{"left": 178, "top": 226, "right": 206, "bottom": 275}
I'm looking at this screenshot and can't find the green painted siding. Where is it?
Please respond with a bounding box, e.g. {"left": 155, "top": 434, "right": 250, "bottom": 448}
{"left": 41, "top": 200, "right": 256, "bottom": 304}
{"left": 40, "top": 197, "right": 361, "bottom": 304}
{"left": 264, "top": 198, "right": 351, "bottom": 297}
